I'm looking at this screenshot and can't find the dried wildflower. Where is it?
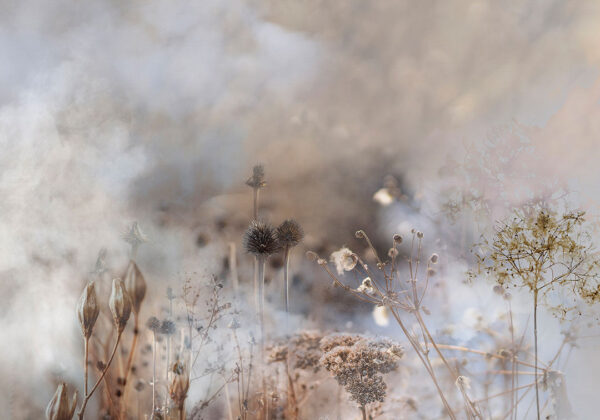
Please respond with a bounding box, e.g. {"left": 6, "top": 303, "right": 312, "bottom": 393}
{"left": 77, "top": 282, "right": 99, "bottom": 339}
{"left": 245, "top": 164, "right": 266, "bottom": 189}
{"left": 46, "top": 383, "right": 77, "bottom": 420}
{"left": 243, "top": 220, "right": 279, "bottom": 256}
{"left": 160, "top": 319, "right": 176, "bottom": 336}
{"left": 123, "top": 221, "right": 148, "bottom": 258}
{"left": 276, "top": 219, "right": 304, "bottom": 248}
{"left": 169, "top": 360, "right": 190, "bottom": 410}
{"left": 357, "top": 277, "right": 374, "bottom": 294}
{"left": 269, "top": 331, "right": 323, "bottom": 372}
{"left": 393, "top": 234, "right": 403, "bottom": 244}
{"left": 124, "top": 260, "right": 146, "bottom": 314}
{"left": 320, "top": 335, "right": 402, "bottom": 409}
{"left": 109, "top": 278, "right": 132, "bottom": 334}
{"left": 146, "top": 316, "right": 161, "bottom": 333}
{"left": 373, "top": 305, "right": 390, "bottom": 327}
{"left": 330, "top": 247, "right": 358, "bottom": 275}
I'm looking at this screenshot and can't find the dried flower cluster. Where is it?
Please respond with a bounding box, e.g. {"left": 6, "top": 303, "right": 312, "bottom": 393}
{"left": 320, "top": 334, "right": 402, "bottom": 409}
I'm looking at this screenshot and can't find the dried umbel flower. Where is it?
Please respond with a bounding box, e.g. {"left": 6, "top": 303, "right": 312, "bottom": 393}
{"left": 77, "top": 282, "right": 99, "bottom": 339}
{"left": 124, "top": 260, "right": 147, "bottom": 314}
{"left": 276, "top": 219, "right": 304, "bottom": 248}
{"left": 109, "top": 278, "right": 132, "bottom": 334}
{"left": 46, "top": 383, "right": 77, "bottom": 420}
{"left": 245, "top": 164, "right": 266, "bottom": 189}
{"left": 330, "top": 247, "right": 358, "bottom": 275}
{"left": 243, "top": 220, "right": 279, "bottom": 257}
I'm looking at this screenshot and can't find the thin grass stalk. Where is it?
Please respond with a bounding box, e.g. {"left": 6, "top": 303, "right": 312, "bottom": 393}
{"left": 533, "top": 289, "right": 540, "bottom": 420}
{"left": 78, "top": 331, "right": 122, "bottom": 419}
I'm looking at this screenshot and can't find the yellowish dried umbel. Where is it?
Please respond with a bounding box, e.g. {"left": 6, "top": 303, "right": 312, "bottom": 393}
{"left": 109, "top": 278, "right": 132, "bottom": 333}
{"left": 46, "top": 383, "right": 77, "bottom": 420}
{"left": 124, "top": 260, "right": 146, "bottom": 314}
{"left": 76, "top": 282, "right": 99, "bottom": 339}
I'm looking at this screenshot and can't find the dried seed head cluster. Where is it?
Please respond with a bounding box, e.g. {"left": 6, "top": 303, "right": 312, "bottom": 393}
{"left": 269, "top": 330, "right": 323, "bottom": 372}
{"left": 276, "top": 219, "right": 304, "bottom": 248}
{"left": 109, "top": 278, "right": 132, "bottom": 333}
{"left": 77, "top": 282, "right": 99, "bottom": 339}
{"left": 243, "top": 220, "right": 280, "bottom": 256}
{"left": 245, "top": 164, "right": 266, "bottom": 189}
{"left": 46, "top": 383, "right": 77, "bottom": 420}
{"left": 320, "top": 334, "right": 403, "bottom": 408}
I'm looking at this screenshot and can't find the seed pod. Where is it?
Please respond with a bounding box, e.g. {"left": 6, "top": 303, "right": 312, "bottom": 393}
{"left": 109, "top": 278, "right": 132, "bottom": 333}
{"left": 124, "top": 260, "right": 146, "bottom": 314}
{"left": 169, "top": 361, "right": 190, "bottom": 409}
{"left": 77, "top": 282, "right": 100, "bottom": 339}
{"left": 46, "top": 383, "right": 77, "bottom": 420}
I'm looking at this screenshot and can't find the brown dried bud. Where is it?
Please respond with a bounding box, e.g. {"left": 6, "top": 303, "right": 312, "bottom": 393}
{"left": 169, "top": 361, "right": 190, "bottom": 409}
{"left": 109, "top": 278, "right": 132, "bottom": 333}
{"left": 124, "top": 260, "right": 146, "bottom": 314}
{"left": 393, "top": 234, "right": 402, "bottom": 244}
{"left": 46, "top": 383, "right": 77, "bottom": 420}
{"left": 77, "top": 282, "right": 100, "bottom": 339}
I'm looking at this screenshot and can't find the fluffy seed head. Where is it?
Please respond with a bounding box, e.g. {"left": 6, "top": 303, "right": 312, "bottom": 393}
{"left": 243, "top": 220, "right": 280, "bottom": 256}
{"left": 124, "top": 260, "right": 147, "bottom": 314}
{"left": 109, "top": 278, "right": 132, "bottom": 333}
{"left": 77, "top": 282, "right": 100, "bottom": 339}
{"left": 245, "top": 164, "right": 266, "bottom": 189}
{"left": 46, "top": 383, "right": 77, "bottom": 420}
{"left": 276, "top": 219, "right": 304, "bottom": 248}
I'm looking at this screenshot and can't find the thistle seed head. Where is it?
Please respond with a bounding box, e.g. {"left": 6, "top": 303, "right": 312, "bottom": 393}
{"left": 124, "top": 260, "right": 147, "bottom": 314}
{"left": 243, "top": 220, "right": 280, "bottom": 256}
{"left": 77, "top": 282, "right": 100, "bottom": 339}
{"left": 146, "top": 316, "right": 161, "bottom": 333}
{"left": 245, "top": 164, "right": 266, "bottom": 189}
{"left": 160, "top": 319, "right": 177, "bottom": 336}
{"left": 46, "top": 383, "right": 77, "bottom": 420}
{"left": 276, "top": 219, "right": 304, "bottom": 248}
{"left": 109, "top": 278, "right": 132, "bottom": 333}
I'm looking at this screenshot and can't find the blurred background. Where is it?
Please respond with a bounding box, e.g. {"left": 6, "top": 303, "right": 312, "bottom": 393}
{"left": 2, "top": 0, "right": 600, "bottom": 418}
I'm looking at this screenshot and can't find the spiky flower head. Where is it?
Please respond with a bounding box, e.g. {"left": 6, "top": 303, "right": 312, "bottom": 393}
{"left": 243, "top": 220, "right": 280, "bottom": 257}
{"left": 124, "top": 260, "right": 146, "bottom": 314}
{"left": 146, "top": 316, "right": 161, "bottom": 333}
{"left": 77, "top": 282, "right": 100, "bottom": 339}
{"left": 245, "top": 164, "right": 266, "bottom": 189}
{"left": 160, "top": 319, "right": 177, "bottom": 336}
{"left": 276, "top": 219, "right": 304, "bottom": 248}
{"left": 46, "top": 383, "right": 77, "bottom": 420}
{"left": 109, "top": 278, "right": 132, "bottom": 333}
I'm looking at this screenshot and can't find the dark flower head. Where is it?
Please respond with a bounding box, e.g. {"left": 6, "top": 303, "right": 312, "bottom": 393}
{"left": 160, "top": 319, "right": 177, "bottom": 336}
{"left": 276, "top": 219, "right": 304, "bottom": 248}
{"left": 245, "top": 164, "right": 266, "bottom": 189}
{"left": 146, "top": 316, "right": 161, "bottom": 333}
{"left": 243, "top": 220, "right": 280, "bottom": 256}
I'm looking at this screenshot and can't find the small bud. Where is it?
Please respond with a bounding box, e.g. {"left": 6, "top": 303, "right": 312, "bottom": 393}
{"left": 124, "top": 260, "right": 147, "bottom": 314}
{"left": 393, "top": 234, "right": 403, "bottom": 244}
{"left": 46, "top": 383, "right": 77, "bottom": 420}
{"left": 388, "top": 248, "right": 399, "bottom": 258}
{"left": 416, "top": 231, "right": 424, "bottom": 239}
{"left": 109, "top": 278, "right": 132, "bottom": 333}
{"left": 429, "top": 253, "right": 439, "bottom": 264}
{"left": 355, "top": 230, "right": 365, "bottom": 239}
{"left": 77, "top": 282, "right": 100, "bottom": 339}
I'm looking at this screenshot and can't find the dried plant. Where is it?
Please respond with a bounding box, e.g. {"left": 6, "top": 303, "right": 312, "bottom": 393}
{"left": 470, "top": 206, "right": 600, "bottom": 419}
{"left": 246, "top": 164, "right": 267, "bottom": 219}
{"left": 46, "top": 383, "right": 77, "bottom": 420}
{"left": 319, "top": 334, "right": 403, "bottom": 420}
{"left": 276, "top": 219, "right": 304, "bottom": 314}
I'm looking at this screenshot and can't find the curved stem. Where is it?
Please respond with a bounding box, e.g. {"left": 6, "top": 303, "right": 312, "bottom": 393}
{"left": 78, "top": 331, "right": 122, "bottom": 419}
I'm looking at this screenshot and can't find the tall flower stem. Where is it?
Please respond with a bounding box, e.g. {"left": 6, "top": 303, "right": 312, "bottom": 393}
{"left": 78, "top": 331, "right": 122, "bottom": 420}
{"left": 533, "top": 289, "right": 540, "bottom": 420}
{"left": 152, "top": 331, "right": 157, "bottom": 415}
{"left": 83, "top": 337, "right": 89, "bottom": 396}
{"left": 282, "top": 246, "right": 291, "bottom": 314}
{"left": 121, "top": 313, "right": 139, "bottom": 417}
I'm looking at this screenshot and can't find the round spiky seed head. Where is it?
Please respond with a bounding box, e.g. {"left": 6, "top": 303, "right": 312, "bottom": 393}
{"left": 46, "top": 383, "right": 77, "bottom": 420}
{"left": 77, "top": 282, "right": 100, "bottom": 339}
{"left": 124, "top": 260, "right": 146, "bottom": 314}
{"left": 146, "top": 316, "right": 161, "bottom": 333}
{"left": 160, "top": 319, "right": 176, "bottom": 336}
{"left": 243, "top": 220, "right": 280, "bottom": 256}
{"left": 109, "top": 278, "right": 132, "bottom": 334}
{"left": 245, "top": 164, "right": 266, "bottom": 189}
{"left": 276, "top": 219, "right": 304, "bottom": 248}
